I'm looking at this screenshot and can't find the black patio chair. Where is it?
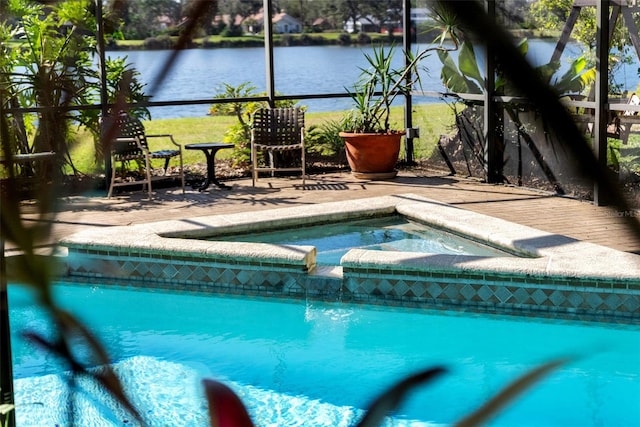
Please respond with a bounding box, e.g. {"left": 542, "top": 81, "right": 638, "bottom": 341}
{"left": 250, "top": 107, "right": 306, "bottom": 186}
{"left": 107, "top": 113, "right": 185, "bottom": 198}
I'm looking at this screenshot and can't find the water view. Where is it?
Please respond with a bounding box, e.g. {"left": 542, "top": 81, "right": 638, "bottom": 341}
{"left": 107, "top": 39, "right": 618, "bottom": 119}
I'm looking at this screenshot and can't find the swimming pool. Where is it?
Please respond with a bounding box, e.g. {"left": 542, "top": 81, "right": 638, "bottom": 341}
{"left": 11, "top": 282, "right": 640, "bottom": 426}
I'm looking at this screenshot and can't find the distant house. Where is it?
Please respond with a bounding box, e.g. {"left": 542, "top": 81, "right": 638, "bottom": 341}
{"left": 243, "top": 11, "right": 302, "bottom": 34}
{"left": 343, "top": 16, "right": 380, "bottom": 34}
{"left": 214, "top": 14, "right": 244, "bottom": 28}
{"left": 410, "top": 8, "right": 433, "bottom": 25}
{"left": 312, "top": 17, "right": 332, "bottom": 32}
{"left": 411, "top": 7, "right": 433, "bottom": 25}
{"left": 273, "top": 13, "right": 302, "bottom": 34}
{"left": 156, "top": 15, "right": 175, "bottom": 31}
{"left": 342, "top": 9, "right": 433, "bottom": 35}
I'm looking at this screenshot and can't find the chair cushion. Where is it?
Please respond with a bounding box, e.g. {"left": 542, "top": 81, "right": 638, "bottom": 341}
{"left": 114, "top": 153, "right": 147, "bottom": 161}
{"left": 253, "top": 144, "right": 303, "bottom": 151}
{"left": 150, "top": 150, "right": 180, "bottom": 158}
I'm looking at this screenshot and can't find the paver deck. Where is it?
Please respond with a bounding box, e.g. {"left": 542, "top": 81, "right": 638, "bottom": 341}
{"left": 7, "top": 169, "right": 640, "bottom": 256}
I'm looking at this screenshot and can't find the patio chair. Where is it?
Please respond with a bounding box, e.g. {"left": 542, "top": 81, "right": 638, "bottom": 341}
{"left": 107, "top": 113, "right": 185, "bottom": 198}
{"left": 250, "top": 107, "right": 306, "bottom": 186}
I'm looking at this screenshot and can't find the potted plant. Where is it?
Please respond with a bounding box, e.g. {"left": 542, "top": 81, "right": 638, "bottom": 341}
{"left": 339, "top": 39, "right": 457, "bottom": 179}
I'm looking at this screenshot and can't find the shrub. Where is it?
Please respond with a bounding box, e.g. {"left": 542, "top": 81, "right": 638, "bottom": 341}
{"left": 356, "top": 32, "right": 372, "bottom": 44}
{"left": 307, "top": 119, "right": 345, "bottom": 156}
{"left": 338, "top": 33, "right": 351, "bottom": 45}
{"left": 280, "top": 34, "right": 292, "bottom": 46}
{"left": 143, "top": 35, "right": 173, "bottom": 50}
{"left": 221, "top": 25, "right": 243, "bottom": 37}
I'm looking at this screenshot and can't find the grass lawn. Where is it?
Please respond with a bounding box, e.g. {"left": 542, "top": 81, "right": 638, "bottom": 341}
{"left": 69, "top": 103, "right": 457, "bottom": 175}
{"left": 113, "top": 32, "right": 405, "bottom": 50}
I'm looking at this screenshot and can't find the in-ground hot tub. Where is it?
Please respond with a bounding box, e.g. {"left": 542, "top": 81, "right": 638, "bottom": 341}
{"left": 62, "top": 194, "right": 640, "bottom": 322}
{"left": 205, "top": 213, "right": 517, "bottom": 265}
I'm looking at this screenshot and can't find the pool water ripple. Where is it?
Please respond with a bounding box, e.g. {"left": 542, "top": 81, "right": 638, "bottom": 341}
{"left": 16, "top": 356, "right": 436, "bottom": 427}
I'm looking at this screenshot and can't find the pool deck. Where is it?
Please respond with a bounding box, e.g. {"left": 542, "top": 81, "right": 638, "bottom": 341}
{"left": 8, "top": 169, "right": 640, "bottom": 256}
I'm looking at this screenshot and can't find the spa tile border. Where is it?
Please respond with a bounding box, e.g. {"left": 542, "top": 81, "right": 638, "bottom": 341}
{"left": 61, "top": 194, "right": 640, "bottom": 324}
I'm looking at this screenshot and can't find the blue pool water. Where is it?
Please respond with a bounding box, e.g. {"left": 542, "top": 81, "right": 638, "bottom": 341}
{"left": 210, "top": 216, "right": 512, "bottom": 265}
{"left": 10, "top": 283, "right": 640, "bottom": 426}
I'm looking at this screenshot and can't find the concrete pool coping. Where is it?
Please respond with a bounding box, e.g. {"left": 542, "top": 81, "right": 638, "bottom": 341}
{"left": 61, "top": 194, "right": 640, "bottom": 322}
{"left": 62, "top": 193, "right": 639, "bottom": 280}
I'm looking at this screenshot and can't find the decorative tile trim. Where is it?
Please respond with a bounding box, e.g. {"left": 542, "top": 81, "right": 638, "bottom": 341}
{"left": 341, "top": 271, "right": 640, "bottom": 321}
{"left": 61, "top": 194, "right": 640, "bottom": 324}
{"left": 65, "top": 249, "right": 640, "bottom": 324}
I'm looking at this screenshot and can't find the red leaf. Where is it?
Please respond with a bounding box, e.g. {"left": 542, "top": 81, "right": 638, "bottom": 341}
{"left": 203, "top": 379, "right": 255, "bottom": 427}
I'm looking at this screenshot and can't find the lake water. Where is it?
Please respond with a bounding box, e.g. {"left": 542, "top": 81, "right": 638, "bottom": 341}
{"left": 107, "top": 40, "right": 639, "bottom": 119}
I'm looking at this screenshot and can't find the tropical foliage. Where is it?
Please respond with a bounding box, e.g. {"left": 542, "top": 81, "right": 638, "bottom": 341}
{"left": 341, "top": 4, "right": 462, "bottom": 134}
{"left": 306, "top": 118, "right": 346, "bottom": 157}
{"left": 1, "top": 2, "right": 149, "bottom": 422}
{"left": 529, "top": 0, "right": 629, "bottom": 51}
{"left": 529, "top": 0, "right": 636, "bottom": 94}
{"left": 439, "top": 39, "right": 596, "bottom": 97}
{"left": 437, "top": 37, "right": 597, "bottom": 189}
{"left": 1, "top": 0, "right": 148, "bottom": 172}
{"left": 341, "top": 44, "right": 424, "bottom": 134}
{"left": 2, "top": 0, "right": 96, "bottom": 172}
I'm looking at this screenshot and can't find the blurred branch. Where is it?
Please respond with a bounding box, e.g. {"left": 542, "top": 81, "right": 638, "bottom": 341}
{"left": 146, "top": 0, "right": 218, "bottom": 97}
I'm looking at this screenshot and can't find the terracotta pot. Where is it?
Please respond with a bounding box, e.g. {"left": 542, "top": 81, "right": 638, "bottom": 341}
{"left": 339, "top": 131, "right": 403, "bottom": 179}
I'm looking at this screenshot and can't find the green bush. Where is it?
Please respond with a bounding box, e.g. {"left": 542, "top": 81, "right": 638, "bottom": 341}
{"left": 338, "top": 33, "right": 351, "bottom": 45}
{"left": 221, "top": 25, "right": 243, "bottom": 37}
{"left": 356, "top": 32, "right": 372, "bottom": 44}
{"left": 306, "top": 119, "right": 345, "bottom": 156}
{"left": 143, "top": 35, "right": 173, "bottom": 50}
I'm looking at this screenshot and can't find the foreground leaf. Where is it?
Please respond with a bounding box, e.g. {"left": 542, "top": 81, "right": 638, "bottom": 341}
{"left": 355, "top": 366, "right": 447, "bottom": 427}
{"left": 203, "top": 379, "right": 255, "bottom": 427}
{"left": 24, "top": 308, "right": 144, "bottom": 425}
{"left": 455, "top": 358, "right": 569, "bottom": 427}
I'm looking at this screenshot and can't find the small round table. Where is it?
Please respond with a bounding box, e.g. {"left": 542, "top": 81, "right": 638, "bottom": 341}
{"left": 185, "top": 143, "right": 234, "bottom": 191}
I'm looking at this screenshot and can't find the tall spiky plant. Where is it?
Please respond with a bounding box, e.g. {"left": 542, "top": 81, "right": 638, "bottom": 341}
{"left": 342, "top": 5, "right": 461, "bottom": 134}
